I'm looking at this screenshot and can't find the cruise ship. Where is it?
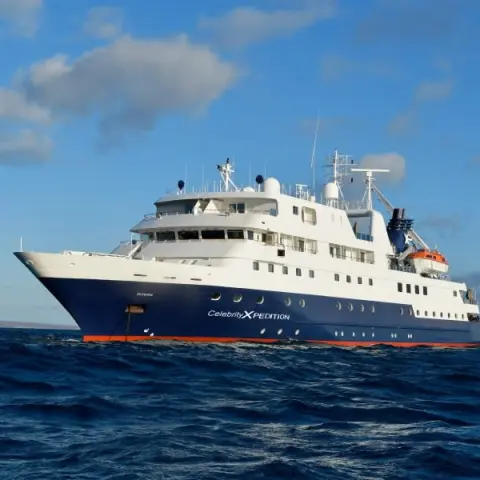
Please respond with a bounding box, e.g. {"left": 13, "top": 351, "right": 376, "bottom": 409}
{"left": 14, "top": 150, "right": 480, "bottom": 346}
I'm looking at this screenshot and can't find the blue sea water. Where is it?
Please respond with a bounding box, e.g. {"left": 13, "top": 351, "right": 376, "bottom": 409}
{"left": 0, "top": 329, "right": 479, "bottom": 479}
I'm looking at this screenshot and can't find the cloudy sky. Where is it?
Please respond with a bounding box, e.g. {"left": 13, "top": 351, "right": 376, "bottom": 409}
{"left": 0, "top": 0, "right": 479, "bottom": 325}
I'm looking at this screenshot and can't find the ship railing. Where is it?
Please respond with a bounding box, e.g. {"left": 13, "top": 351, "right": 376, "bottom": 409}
{"left": 143, "top": 209, "right": 276, "bottom": 220}
{"left": 330, "top": 252, "right": 374, "bottom": 264}
{"left": 389, "top": 263, "right": 416, "bottom": 274}
{"left": 61, "top": 250, "right": 131, "bottom": 259}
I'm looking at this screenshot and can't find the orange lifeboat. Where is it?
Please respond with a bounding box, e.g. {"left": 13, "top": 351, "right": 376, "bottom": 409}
{"left": 406, "top": 249, "right": 449, "bottom": 275}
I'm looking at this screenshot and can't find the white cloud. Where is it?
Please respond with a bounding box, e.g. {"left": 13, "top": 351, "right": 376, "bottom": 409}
{"left": 0, "top": 129, "right": 52, "bottom": 165}
{"left": 198, "top": 0, "right": 337, "bottom": 49}
{"left": 0, "top": 0, "right": 42, "bottom": 36}
{"left": 83, "top": 6, "right": 123, "bottom": 39}
{"left": 0, "top": 87, "right": 50, "bottom": 123}
{"left": 387, "top": 109, "right": 418, "bottom": 136}
{"left": 357, "top": 152, "right": 406, "bottom": 182}
{"left": 17, "top": 34, "right": 238, "bottom": 143}
{"left": 415, "top": 79, "right": 454, "bottom": 101}
{"left": 320, "top": 53, "right": 392, "bottom": 81}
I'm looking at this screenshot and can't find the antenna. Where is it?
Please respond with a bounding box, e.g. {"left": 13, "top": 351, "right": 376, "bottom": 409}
{"left": 350, "top": 168, "right": 389, "bottom": 209}
{"left": 216, "top": 157, "right": 239, "bottom": 192}
{"left": 310, "top": 112, "right": 320, "bottom": 197}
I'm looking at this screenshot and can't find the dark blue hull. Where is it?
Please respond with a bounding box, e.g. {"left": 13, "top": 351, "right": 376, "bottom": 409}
{"left": 41, "top": 278, "right": 480, "bottom": 346}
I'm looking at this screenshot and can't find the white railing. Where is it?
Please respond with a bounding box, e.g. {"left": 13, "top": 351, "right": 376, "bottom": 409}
{"left": 143, "top": 209, "right": 277, "bottom": 220}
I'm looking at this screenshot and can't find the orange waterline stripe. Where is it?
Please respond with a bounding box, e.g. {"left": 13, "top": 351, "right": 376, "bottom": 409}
{"left": 82, "top": 335, "right": 479, "bottom": 347}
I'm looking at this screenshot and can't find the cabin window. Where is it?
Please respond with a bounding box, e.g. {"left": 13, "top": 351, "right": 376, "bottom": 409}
{"left": 277, "top": 249, "right": 285, "bottom": 257}
{"left": 406, "top": 284, "right": 411, "bottom": 293}
{"left": 247, "top": 230, "right": 254, "bottom": 240}
{"left": 293, "top": 206, "right": 299, "bottom": 215}
{"left": 369, "top": 278, "right": 373, "bottom": 286}
{"left": 296, "top": 268, "right": 302, "bottom": 277}
{"left": 358, "top": 277, "right": 362, "bottom": 285}
{"left": 201, "top": 230, "right": 225, "bottom": 240}
{"left": 414, "top": 285, "right": 420, "bottom": 295}
{"left": 309, "top": 270, "right": 315, "bottom": 278}
{"left": 253, "top": 261, "right": 259, "bottom": 271}
{"left": 423, "top": 286, "right": 428, "bottom": 295}
{"left": 283, "top": 266, "right": 288, "bottom": 274}
{"left": 397, "top": 283, "right": 403, "bottom": 292}
{"left": 360, "top": 252, "right": 366, "bottom": 263}
{"left": 453, "top": 291, "right": 458, "bottom": 297}
{"left": 334, "top": 273, "right": 340, "bottom": 282}
{"left": 346, "top": 275, "right": 351, "bottom": 283}
{"left": 268, "top": 264, "right": 274, "bottom": 273}
{"left": 227, "top": 230, "right": 244, "bottom": 240}
{"left": 156, "top": 231, "right": 176, "bottom": 241}
{"left": 229, "top": 203, "right": 245, "bottom": 213}
{"left": 178, "top": 230, "right": 199, "bottom": 240}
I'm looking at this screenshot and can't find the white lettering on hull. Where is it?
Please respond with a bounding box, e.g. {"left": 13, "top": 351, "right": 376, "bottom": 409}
{"left": 208, "top": 310, "right": 291, "bottom": 320}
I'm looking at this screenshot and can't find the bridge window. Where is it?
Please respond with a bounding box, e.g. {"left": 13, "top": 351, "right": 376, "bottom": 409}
{"left": 201, "top": 230, "right": 225, "bottom": 240}
{"left": 156, "top": 231, "right": 176, "bottom": 241}
{"left": 229, "top": 203, "right": 245, "bottom": 213}
{"left": 178, "top": 230, "right": 199, "bottom": 240}
{"left": 453, "top": 291, "right": 458, "bottom": 297}
{"left": 227, "top": 230, "right": 244, "bottom": 240}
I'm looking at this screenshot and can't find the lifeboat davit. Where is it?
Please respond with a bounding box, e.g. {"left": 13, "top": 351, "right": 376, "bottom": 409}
{"left": 406, "top": 249, "right": 449, "bottom": 275}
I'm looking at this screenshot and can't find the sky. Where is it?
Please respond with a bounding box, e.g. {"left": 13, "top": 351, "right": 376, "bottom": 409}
{"left": 0, "top": 0, "right": 479, "bottom": 326}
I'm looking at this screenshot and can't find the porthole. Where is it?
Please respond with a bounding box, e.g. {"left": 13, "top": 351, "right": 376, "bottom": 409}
{"left": 340, "top": 331, "right": 344, "bottom": 336}
{"left": 348, "top": 303, "right": 353, "bottom": 311}
{"left": 360, "top": 304, "right": 365, "bottom": 312}
{"left": 233, "top": 294, "right": 243, "bottom": 303}
{"left": 400, "top": 308, "right": 404, "bottom": 315}
{"left": 211, "top": 292, "right": 221, "bottom": 301}
{"left": 416, "top": 310, "right": 420, "bottom": 316}
{"left": 285, "top": 297, "right": 291, "bottom": 306}
{"left": 425, "top": 311, "right": 428, "bottom": 316}
{"left": 277, "top": 329, "right": 283, "bottom": 335}
{"left": 260, "top": 328, "right": 266, "bottom": 334}
{"left": 352, "top": 332, "right": 356, "bottom": 337}
{"left": 256, "top": 295, "right": 264, "bottom": 305}
{"left": 372, "top": 332, "right": 375, "bottom": 338}
{"left": 362, "top": 332, "right": 365, "bottom": 337}
{"left": 409, "top": 308, "right": 413, "bottom": 316}
{"left": 299, "top": 299, "right": 306, "bottom": 308}
{"left": 335, "top": 331, "right": 338, "bottom": 336}
{"left": 370, "top": 304, "right": 375, "bottom": 313}
{"left": 336, "top": 301, "right": 342, "bottom": 310}
{"left": 295, "top": 329, "right": 300, "bottom": 336}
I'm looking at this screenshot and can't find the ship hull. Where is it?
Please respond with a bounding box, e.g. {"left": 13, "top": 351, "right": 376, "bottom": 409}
{"left": 40, "top": 277, "right": 480, "bottom": 347}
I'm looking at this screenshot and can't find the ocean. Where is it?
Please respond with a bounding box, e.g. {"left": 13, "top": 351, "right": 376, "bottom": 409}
{"left": 0, "top": 328, "right": 479, "bottom": 479}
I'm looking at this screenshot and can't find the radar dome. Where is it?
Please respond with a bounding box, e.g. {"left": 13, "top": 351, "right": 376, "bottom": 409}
{"left": 323, "top": 182, "right": 339, "bottom": 200}
{"left": 243, "top": 186, "right": 255, "bottom": 192}
{"left": 263, "top": 177, "right": 281, "bottom": 196}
